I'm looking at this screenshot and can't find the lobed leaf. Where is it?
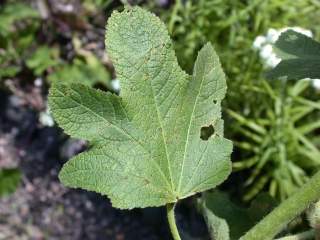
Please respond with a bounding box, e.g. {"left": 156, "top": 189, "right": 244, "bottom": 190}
{"left": 49, "top": 7, "right": 232, "bottom": 209}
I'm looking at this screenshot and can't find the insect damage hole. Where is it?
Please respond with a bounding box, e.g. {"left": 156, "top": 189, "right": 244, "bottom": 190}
{"left": 200, "top": 124, "right": 215, "bottom": 140}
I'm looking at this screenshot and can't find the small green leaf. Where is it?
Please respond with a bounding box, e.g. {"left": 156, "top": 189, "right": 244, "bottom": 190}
{"left": 26, "top": 46, "right": 59, "bottom": 76}
{"left": 267, "top": 30, "right": 320, "bottom": 80}
{"left": 0, "top": 168, "right": 21, "bottom": 197}
{"left": 0, "top": 65, "right": 20, "bottom": 79}
{"left": 49, "top": 7, "right": 232, "bottom": 209}
{"left": 199, "top": 197, "right": 230, "bottom": 240}
{"left": 199, "top": 191, "right": 277, "bottom": 240}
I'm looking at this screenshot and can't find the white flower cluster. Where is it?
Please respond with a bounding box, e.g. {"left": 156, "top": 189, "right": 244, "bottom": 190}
{"left": 253, "top": 27, "right": 320, "bottom": 90}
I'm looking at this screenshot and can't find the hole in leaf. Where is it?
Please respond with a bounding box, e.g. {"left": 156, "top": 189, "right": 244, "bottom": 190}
{"left": 213, "top": 99, "right": 217, "bottom": 104}
{"left": 200, "top": 124, "right": 215, "bottom": 140}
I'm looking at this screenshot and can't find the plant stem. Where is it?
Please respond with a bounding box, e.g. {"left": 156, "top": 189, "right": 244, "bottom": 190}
{"left": 168, "top": 0, "right": 182, "bottom": 34}
{"left": 240, "top": 170, "right": 320, "bottom": 240}
{"left": 275, "top": 230, "right": 314, "bottom": 240}
{"left": 167, "top": 203, "right": 181, "bottom": 240}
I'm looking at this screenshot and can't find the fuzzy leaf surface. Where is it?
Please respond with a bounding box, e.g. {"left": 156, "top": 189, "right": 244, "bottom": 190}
{"left": 267, "top": 30, "right": 320, "bottom": 80}
{"left": 49, "top": 7, "right": 232, "bottom": 209}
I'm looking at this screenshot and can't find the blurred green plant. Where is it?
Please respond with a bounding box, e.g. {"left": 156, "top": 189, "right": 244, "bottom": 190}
{"left": 48, "top": 57, "right": 111, "bottom": 87}
{"left": 0, "top": 1, "right": 40, "bottom": 80}
{"left": 229, "top": 79, "right": 320, "bottom": 201}
{"left": 0, "top": 2, "right": 40, "bottom": 37}
{"left": 0, "top": 168, "right": 21, "bottom": 197}
{"left": 26, "top": 46, "right": 60, "bottom": 76}
{"left": 82, "top": 0, "right": 114, "bottom": 12}
{"left": 228, "top": 30, "right": 320, "bottom": 201}
{"left": 150, "top": 0, "right": 320, "bottom": 109}
{"left": 47, "top": 36, "right": 111, "bottom": 87}
{"left": 0, "top": 0, "right": 113, "bottom": 91}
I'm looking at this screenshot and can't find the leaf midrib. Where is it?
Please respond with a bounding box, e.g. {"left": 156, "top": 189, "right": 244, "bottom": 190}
{"left": 177, "top": 60, "right": 207, "bottom": 194}
{"left": 146, "top": 53, "right": 175, "bottom": 194}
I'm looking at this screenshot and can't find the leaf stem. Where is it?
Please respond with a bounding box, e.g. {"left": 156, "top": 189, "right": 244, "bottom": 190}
{"left": 167, "top": 203, "right": 181, "bottom": 240}
{"left": 274, "top": 230, "right": 314, "bottom": 240}
{"left": 240, "top": 170, "right": 320, "bottom": 240}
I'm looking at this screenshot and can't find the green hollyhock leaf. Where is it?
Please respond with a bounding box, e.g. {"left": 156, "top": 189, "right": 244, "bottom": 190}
{"left": 49, "top": 7, "right": 232, "bottom": 209}
{"left": 267, "top": 30, "right": 320, "bottom": 80}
